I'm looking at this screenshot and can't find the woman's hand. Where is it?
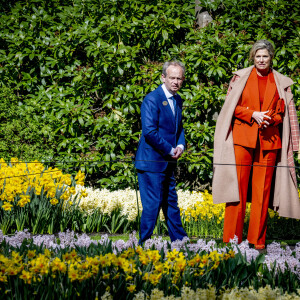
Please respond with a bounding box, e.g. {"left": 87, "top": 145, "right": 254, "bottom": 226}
{"left": 252, "top": 111, "right": 271, "bottom": 128}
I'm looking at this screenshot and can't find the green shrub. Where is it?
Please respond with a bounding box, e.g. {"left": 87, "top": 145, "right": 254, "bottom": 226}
{"left": 0, "top": 0, "right": 299, "bottom": 189}
{"left": 0, "top": 85, "right": 55, "bottom": 161}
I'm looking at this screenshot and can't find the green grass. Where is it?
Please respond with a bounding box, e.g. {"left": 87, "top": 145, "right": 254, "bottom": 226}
{"left": 90, "top": 233, "right": 171, "bottom": 242}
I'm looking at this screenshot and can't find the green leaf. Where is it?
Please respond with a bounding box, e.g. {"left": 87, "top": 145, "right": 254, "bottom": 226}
{"left": 120, "top": 141, "right": 125, "bottom": 150}
{"left": 162, "top": 29, "right": 168, "bottom": 40}
{"left": 174, "top": 18, "right": 180, "bottom": 28}
{"left": 78, "top": 117, "right": 84, "bottom": 126}
{"left": 118, "top": 66, "right": 124, "bottom": 75}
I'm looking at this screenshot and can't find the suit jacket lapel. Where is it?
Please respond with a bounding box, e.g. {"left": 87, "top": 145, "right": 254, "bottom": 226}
{"left": 261, "top": 72, "right": 277, "bottom": 111}
{"left": 157, "top": 86, "right": 175, "bottom": 126}
{"left": 247, "top": 68, "right": 260, "bottom": 111}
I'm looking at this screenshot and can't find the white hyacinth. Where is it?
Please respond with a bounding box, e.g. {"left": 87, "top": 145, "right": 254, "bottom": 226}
{"left": 75, "top": 186, "right": 205, "bottom": 222}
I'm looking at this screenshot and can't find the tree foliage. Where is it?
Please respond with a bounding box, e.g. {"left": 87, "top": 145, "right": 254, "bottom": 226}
{"left": 0, "top": 0, "right": 299, "bottom": 189}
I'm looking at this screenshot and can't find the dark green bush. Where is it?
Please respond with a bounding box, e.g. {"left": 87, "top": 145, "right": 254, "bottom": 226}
{"left": 0, "top": 84, "right": 55, "bottom": 161}
{"left": 0, "top": 0, "right": 299, "bottom": 189}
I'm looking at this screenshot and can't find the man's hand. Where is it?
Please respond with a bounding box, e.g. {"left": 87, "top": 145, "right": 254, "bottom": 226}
{"left": 171, "top": 146, "right": 183, "bottom": 160}
{"left": 252, "top": 111, "right": 271, "bottom": 128}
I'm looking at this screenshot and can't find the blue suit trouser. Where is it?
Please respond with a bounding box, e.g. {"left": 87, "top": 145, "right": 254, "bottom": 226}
{"left": 137, "top": 164, "right": 187, "bottom": 243}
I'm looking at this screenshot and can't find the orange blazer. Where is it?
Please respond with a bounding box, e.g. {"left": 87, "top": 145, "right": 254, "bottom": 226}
{"left": 232, "top": 68, "right": 283, "bottom": 150}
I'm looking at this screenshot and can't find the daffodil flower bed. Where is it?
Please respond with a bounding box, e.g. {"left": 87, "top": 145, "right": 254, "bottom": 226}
{"left": 0, "top": 158, "right": 86, "bottom": 235}
{"left": 74, "top": 185, "right": 228, "bottom": 237}
{"left": 0, "top": 158, "right": 231, "bottom": 237}
{"left": 0, "top": 230, "right": 300, "bottom": 299}
{"left": 74, "top": 185, "right": 299, "bottom": 240}
{"left": 0, "top": 158, "right": 299, "bottom": 240}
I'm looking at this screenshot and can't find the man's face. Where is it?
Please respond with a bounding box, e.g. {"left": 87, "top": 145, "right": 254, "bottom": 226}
{"left": 161, "top": 65, "right": 185, "bottom": 95}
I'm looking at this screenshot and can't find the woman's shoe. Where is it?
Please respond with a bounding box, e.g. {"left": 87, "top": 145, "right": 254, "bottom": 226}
{"left": 255, "top": 244, "right": 265, "bottom": 250}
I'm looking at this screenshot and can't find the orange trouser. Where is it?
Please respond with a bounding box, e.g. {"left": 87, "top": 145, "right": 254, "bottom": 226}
{"left": 223, "top": 144, "right": 278, "bottom": 245}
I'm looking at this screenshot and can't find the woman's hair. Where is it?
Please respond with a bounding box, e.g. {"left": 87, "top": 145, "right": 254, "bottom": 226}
{"left": 249, "top": 40, "right": 275, "bottom": 61}
{"left": 162, "top": 60, "right": 185, "bottom": 76}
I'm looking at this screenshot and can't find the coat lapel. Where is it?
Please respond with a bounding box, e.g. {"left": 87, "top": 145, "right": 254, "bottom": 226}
{"left": 219, "top": 66, "right": 254, "bottom": 140}
{"left": 261, "top": 72, "right": 277, "bottom": 111}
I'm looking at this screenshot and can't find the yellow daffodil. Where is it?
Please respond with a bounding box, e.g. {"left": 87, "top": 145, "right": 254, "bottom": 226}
{"left": 2, "top": 201, "right": 13, "bottom": 211}
{"left": 50, "top": 198, "right": 59, "bottom": 205}
{"left": 127, "top": 285, "right": 136, "bottom": 293}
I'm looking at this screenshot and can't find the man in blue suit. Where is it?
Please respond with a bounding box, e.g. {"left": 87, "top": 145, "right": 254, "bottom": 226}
{"left": 135, "top": 60, "right": 188, "bottom": 244}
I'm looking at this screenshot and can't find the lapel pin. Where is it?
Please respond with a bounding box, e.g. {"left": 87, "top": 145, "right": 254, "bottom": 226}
{"left": 162, "top": 101, "right": 168, "bottom": 106}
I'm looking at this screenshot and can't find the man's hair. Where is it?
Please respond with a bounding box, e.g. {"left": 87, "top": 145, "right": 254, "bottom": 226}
{"left": 162, "top": 60, "right": 185, "bottom": 76}
{"left": 249, "top": 39, "right": 275, "bottom": 61}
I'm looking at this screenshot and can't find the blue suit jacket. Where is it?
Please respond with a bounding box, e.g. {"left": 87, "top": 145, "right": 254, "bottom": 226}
{"left": 135, "top": 85, "right": 185, "bottom": 172}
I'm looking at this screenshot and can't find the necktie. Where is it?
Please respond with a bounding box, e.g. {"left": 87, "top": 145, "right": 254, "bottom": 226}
{"left": 170, "top": 96, "right": 176, "bottom": 116}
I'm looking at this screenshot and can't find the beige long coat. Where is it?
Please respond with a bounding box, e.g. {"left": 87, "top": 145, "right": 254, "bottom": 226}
{"left": 212, "top": 66, "right": 300, "bottom": 219}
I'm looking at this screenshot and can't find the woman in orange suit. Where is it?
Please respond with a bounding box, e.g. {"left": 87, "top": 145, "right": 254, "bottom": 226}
{"left": 212, "top": 40, "right": 300, "bottom": 249}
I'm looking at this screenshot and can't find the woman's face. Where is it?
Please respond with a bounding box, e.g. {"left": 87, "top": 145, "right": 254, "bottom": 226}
{"left": 254, "top": 49, "right": 271, "bottom": 74}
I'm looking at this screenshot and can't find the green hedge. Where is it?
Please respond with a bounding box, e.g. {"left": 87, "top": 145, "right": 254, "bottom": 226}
{"left": 0, "top": 0, "right": 299, "bottom": 189}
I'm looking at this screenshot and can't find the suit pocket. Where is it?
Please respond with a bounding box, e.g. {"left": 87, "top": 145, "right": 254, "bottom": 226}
{"left": 233, "top": 119, "right": 242, "bottom": 125}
